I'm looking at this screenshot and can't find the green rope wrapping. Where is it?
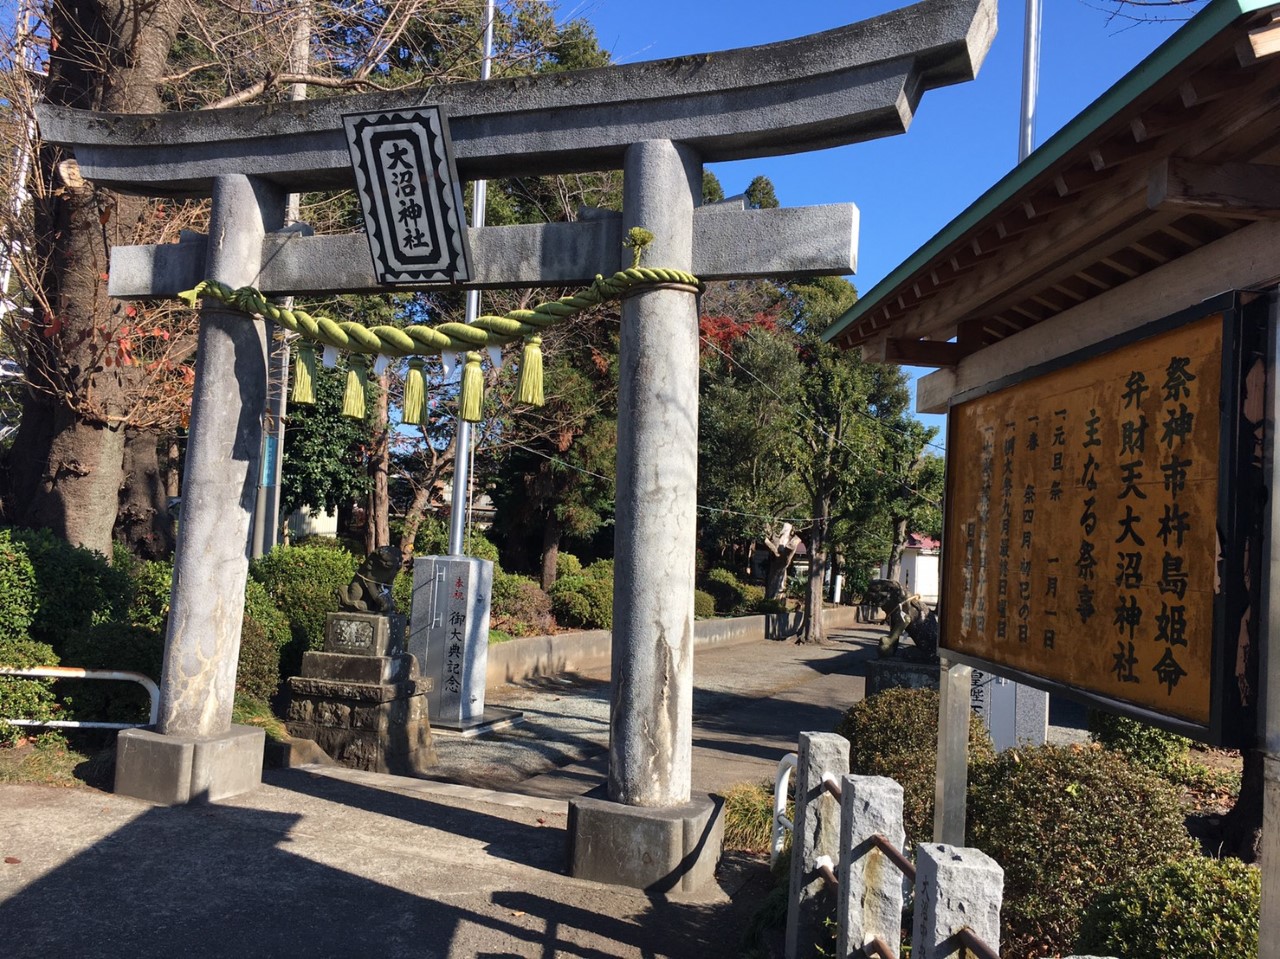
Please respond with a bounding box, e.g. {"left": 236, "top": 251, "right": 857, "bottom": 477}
{"left": 178, "top": 266, "right": 702, "bottom": 421}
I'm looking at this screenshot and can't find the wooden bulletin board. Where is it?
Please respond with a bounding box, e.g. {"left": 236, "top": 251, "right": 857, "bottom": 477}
{"left": 941, "top": 294, "right": 1266, "bottom": 746}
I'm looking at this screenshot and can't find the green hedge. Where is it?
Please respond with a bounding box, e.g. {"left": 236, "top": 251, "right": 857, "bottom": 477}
{"left": 549, "top": 572, "right": 613, "bottom": 629}
{"left": 492, "top": 570, "right": 553, "bottom": 637}
{"left": 5, "top": 527, "right": 131, "bottom": 652}
{"left": 1077, "top": 855, "right": 1260, "bottom": 959}
{"left": 555, "top": 552, "right": 583, "bottom": 579}
{"left": 704, "top": 567, "right": 751, "bottom": 615}
{"left": 0, "top": 638, "right": 59, "bottom": 745}
{"left": 250, "top": 544, "right": 359, "bottom": 675}
{"left": 967, "top": 745, "right": 1196, "bottom": 959}
{"left": 0, "top": 528, "right": 37, "bottom": 641}
{"left": 836, "top": 687, "right": 993, "bottom": 842}
{"left": 693, "top": 589, "right": 716, "bottom": 619}
{"left": 1088, "top": 711, "right": 1191, "bottom": 778}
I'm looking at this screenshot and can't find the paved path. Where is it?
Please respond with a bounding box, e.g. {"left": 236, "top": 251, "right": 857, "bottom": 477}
{"left": 4, "top": 624, "right": 1082, "bottom": 958}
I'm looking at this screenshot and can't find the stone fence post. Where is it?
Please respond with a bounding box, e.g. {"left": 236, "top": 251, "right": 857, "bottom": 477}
{"left": 912, "top": 843, "right": 1003, "bottom": 959}
{"left": 785, "top": 731, "right": 849, "bottom": 959}
{"left": 837, "top": 775, "right": 906, "bottom": 959}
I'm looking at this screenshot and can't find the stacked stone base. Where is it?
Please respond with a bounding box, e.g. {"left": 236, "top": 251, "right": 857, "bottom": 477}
{"left": 286, "top": 650, "right": 436, "bottom": 775}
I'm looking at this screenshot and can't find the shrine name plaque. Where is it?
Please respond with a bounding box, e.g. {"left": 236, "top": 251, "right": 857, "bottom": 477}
{"left": 941, "top": 294, "right": 1267, "bottom": 747}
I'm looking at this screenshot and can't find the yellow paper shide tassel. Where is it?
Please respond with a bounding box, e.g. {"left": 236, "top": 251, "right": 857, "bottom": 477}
{"left": 342, "top": 356, "right": 368, "bottom": 420}
{"left": 516, "top": 335, "right": 544, "bottom": 407}
{"left": 460, "top": 351, "right": 484, "bottom": 423}
{"left": 403, "top": 357, "right": 426, "bottom": 426}
{"left": 292, "top": 341, "right": 316, "bottom": 405}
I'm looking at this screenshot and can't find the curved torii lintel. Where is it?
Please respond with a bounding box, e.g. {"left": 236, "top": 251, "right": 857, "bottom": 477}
{"left": 36, "top": 0, "right": 996, "bottom": 197}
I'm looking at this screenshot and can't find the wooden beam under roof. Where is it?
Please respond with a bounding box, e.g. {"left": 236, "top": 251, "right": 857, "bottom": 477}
{"left": 861, "top": 335, "right": 967, "bottom": 367}
{"left": 1148, "top": 157, "right": 1280, "bottom": 217}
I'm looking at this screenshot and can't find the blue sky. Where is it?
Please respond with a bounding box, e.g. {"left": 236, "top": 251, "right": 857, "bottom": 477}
{"left": 571, "top": 0, "right": 1194, "bottom": 439}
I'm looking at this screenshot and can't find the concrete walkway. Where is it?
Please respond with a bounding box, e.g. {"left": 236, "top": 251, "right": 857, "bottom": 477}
{"left": 0, "top": 624, "right": 1010, "bottom": 958}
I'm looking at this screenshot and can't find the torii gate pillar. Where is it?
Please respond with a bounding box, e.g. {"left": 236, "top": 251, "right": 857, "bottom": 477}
{"left": 114, "top": 175, "right": 283, "bottom": 805}
{"left": 568, "top": 141, "right": 722, "bottom": 892}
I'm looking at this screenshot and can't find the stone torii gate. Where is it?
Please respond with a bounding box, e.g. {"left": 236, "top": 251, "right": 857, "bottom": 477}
{"left": 37, "top": 0, "right": 995, "bottom": 890}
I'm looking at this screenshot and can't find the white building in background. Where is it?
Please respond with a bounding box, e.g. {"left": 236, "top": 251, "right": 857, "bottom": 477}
{"left": 881, "top": 533, "right": 940, "bottom": 606}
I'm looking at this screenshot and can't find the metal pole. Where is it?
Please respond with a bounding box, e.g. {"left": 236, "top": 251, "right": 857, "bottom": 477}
{"left": 447, "top": 0, "right": 495, "bottom": 557}
{"left": 1018, "top": 0, "right": 1042, "bottom": 162}
{"left": 252, "top": 0, "right": 310, "bottom": 558}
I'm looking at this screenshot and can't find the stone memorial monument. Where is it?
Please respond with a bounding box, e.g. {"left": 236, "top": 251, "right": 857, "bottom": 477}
{"left": 407, "top": 555, "right": 510, "bottom": 734}
{"left": 285, "top": 547, "right": 436, "bottom": 774}
{"left": 40, "top": 0, "right": 995, "bottom": 889}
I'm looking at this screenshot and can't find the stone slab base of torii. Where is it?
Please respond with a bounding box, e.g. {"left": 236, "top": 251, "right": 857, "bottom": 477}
{"left": 37, "top": 0, "right": 997, "bottom": 893}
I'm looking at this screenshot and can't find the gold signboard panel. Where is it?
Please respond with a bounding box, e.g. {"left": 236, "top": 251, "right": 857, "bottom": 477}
{"left": 942, "top": 299, "right": 1265, "bottom": 744}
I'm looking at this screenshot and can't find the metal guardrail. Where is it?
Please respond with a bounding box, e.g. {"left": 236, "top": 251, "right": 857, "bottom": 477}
{"left": 0, "top": 666, "right": 159, "bottom": 730}
{"left": 771, "top": 751, "right": 798, "bottom": 866}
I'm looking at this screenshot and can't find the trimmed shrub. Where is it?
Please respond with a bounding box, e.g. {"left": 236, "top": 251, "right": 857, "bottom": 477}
{"left": 555, "top": 552, "right": 583, "bottom": 579}
{"left": 392, "top": 570, "right": 413, "bottom": 618}
{"left": 583, "top": 558, "right": 613, "bottom": 582}
{"left": 250, "top": 544, "right": 359, "bottom": 674}
{"left": 6, "top": 527, "right": 131, "bottom": 653}
{"left": 549, "top": 572, "right": 613, "bottom": 630}
{"left": 295, "top": 534, "right": 357, "bottom": 554}
{"left": 1077, "top": 855, "right": 1259, "bottom": 959}
{"left": 837, "top": 687, "right": 993, "bottom": 842}
{"left": 704, "top": 567, "right": 749, "bottom": 614}
{"left": 127, "top": 558, "right": 173, "bottom": 634}
{"left": 0, "top": 638, "right": 59, "bottom": 745}
{"left": 60, "top": 620, "right": 164, "bottom": 724}
{"left": 968, "top": 744, "right": 1197, "bottom": 959}
{"left": 0, "top": 529, "right": 37, "bottom": 641}
{"left": 492, "top": 571, "right": 553, "bottom": 637}
{"left": 693, "top": 589, "right": 716, "bottom": 619}
{"left": 1088, "top": 710, "right": 1191, "bottom": 778}
{"left": 741, "top": 583, "right": 765, "bottom": 610}
{"left": 240, "top": 578, "right": 289, "bottom": 701}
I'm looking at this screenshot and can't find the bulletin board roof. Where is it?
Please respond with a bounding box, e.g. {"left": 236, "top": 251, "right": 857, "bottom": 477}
{"left": 825, "top": 0, "right": 1280, "bottom": 361}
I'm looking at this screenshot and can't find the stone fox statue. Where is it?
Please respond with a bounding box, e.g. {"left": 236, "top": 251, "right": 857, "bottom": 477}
{"left": 337, "top": 546, "right": 402, "bottom": 614}
{"left": 864, "top": 578, "right": 939, "bottom": 661}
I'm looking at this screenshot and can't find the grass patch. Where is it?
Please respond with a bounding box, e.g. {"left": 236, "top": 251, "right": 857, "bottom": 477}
{"left": 724, "top": 781, "right": 783, "bottom": 854}
{"left": 0, "top": 731, "right": 113, "bottom": 788}
{"left": 232, "top": 693, "right": 288, "bottom": 742}
{"left": 488, "top": 628, "right": 515, "bottom": 644}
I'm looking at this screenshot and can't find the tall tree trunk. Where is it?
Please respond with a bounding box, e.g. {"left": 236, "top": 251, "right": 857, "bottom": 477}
{"left": 364, "top": 372, "right": 390, "bottom": 554}
{"left": 114, "top": 429, "right": 173, "bottom": 558}
{"left": 886, "top": 516, "right": 909, "bottom": 581}
{"left": 800, "top": 503, "right": 829, "bottom": 644}
{"left": 540, "top": 513, "right": 562, "bottom": 590}
{"left": 5, "top": 0, "right": 181, "bottom": 558}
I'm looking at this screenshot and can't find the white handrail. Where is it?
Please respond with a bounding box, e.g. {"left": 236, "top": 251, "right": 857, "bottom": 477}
{"left": 772, "top": 751, "right": 798, "bottom": 866}
{"left": 0, "top": 666, "right": 159, "bottom": 729}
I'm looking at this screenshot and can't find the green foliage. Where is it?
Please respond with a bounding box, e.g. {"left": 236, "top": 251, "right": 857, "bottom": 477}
{"left": 280, "top": 365, "right": 375, "bottom": 517}
{"left": 549, "top": 573, "right": 613, "bottom": 629}
{"left": 836, "top": 687, "right": 993, "bottom": 842}
{"left": 722, "top": 781, "right": 781, "bottom": 853}
{"left": 968, "top": 744, "right": 1197, "bottom": 959}
{"left": 745, "top": 174, "right": 779, "bottom": 210}
{"left": 1088, "top": 710, "right": 1191, "bottom": 778}
{"left": 250, "top": 544, "right": 359, "bottom": 675}
{"left": 555, "top": 552, "right": 582, "bottom": 579}
{"left": 0, "top": 638, "right": 59, "bottom": 745}
{"left": 488, "top": 628, "right": 514, "bottom": 644}
{"left": 583, "top": 558, "right": 613, "bottom": 581}
{"left": 60, "top": 621, "right": 163, "bottom": 724}
{"left": 703, "top": 567, "right": 751, "bottom": 614}
{"left": 295, "top": 535, "right": 358, "bottom": 554}
{"left": 0, "top": 528, "right": 37, "bottom": 641}
{"left": 492, "top": 571, "right": 553, "bottom": 637}
{"left": 693, "top": 589, "right": 716, "bottom": 619}
{"left": 239, "top": 578, "right": 289, "bottom": 701}
{"left": 702, "top": 170, "right": 725, "bottom": 204}
{"left": 5, "top": 526, "right": 131, "bottom": 651}
{"left": 1077, "top": 856, "right": 1259, "bottom": 959}
{"left": 126, "top": 558, "right": 173, "bottom": 633}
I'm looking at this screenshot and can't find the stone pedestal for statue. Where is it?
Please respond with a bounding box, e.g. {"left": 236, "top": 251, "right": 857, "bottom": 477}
{"left": 866, "top": 658, "right": 942, "bottom": 697}
{"left": 285, "top": 611, "right": 436, "bottom": 775}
